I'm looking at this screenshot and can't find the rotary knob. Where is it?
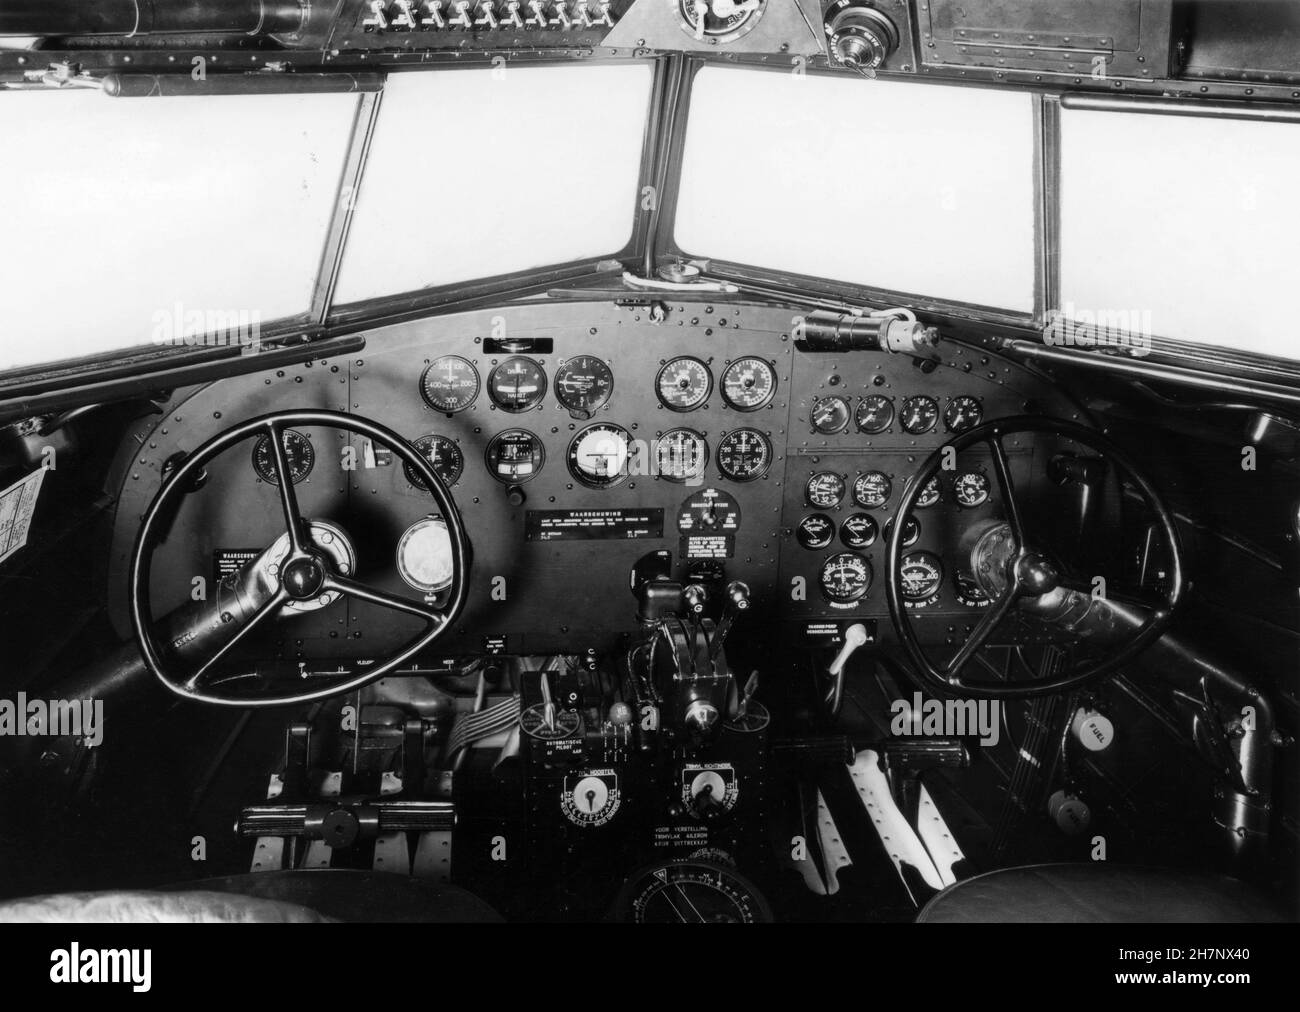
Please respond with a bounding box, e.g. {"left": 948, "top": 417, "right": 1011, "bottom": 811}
{"left": 825, "top": 3, "right": 900, "bottom": 70}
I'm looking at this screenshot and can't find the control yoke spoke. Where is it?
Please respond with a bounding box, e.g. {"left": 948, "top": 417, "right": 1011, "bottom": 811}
{"left": 944, "top": 583, "right": 1021, "bottom": 679}
{"left": 326, "top": 575, "right": 444, "bottom": 626}
{"left": 186, "top": 589, "right": 289, "bottom": 691}
{"left": 267, "top": 421, "right": 307, "bottom": 554}
{"left": 987, "top": 433, "right": 1026, "bottom": 550}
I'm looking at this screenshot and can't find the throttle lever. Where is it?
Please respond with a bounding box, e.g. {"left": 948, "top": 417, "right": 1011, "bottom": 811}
{"left": 708, "top": 581, "right": 751, "bottom": 664}
{"left": 825, "top": 623, "right": 870, "bottom": 716}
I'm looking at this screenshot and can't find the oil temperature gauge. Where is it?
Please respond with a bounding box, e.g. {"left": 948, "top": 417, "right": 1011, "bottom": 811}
{"left": 853, "top": 470, "right": 892, "bottom": 509}
{"left": 656, "top": 356, "right": 712, "bottom": 412}
{"left": 810, "top": 395, "right": 850, "bottom": 434}
{"left": 954, "top": 471, "right": 991, "bottom": 508}
{"left": 820, "top": 552, "right": 872, "bottom": 604}
{"left": 554, "top": 355, "right": 613, "bottom": 417}
{"left": 900, "top": 551, "right": 944, "bottom": 607}
{"left": 252, "top": 429, "right": 314, "bottom": 485}
{"left": 720, "top": 357, "right": 776, "bottom": 412}
{"left": 561, "top": 770, "right": 621, "bottom": 828}
{"left": 806, "top": 471, "right": 846, "bottom": 509}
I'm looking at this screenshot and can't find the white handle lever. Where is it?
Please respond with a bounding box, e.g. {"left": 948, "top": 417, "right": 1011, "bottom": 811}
{"left": 828, "top": 623, "right": 869, "bottom": 677}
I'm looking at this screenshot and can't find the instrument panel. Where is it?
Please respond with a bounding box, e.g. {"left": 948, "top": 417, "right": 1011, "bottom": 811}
{"left": 105, "top": 298, "right": 1087, "bottom": 660}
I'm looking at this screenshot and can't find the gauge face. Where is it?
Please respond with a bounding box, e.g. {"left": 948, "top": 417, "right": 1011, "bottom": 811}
{"left": 716, "top": 428, "right": 773, "bottom": 482}
{"left": 252, "top": 429, "right": 314, "bottom": 485}
{"left": 617, "top": 861, "right": 773, "bottom": 924}
{"left": 796, "top": 513, "right": 835, "bottom": 550}
{"left": 488, "top": 356, "right": 547, "bottom": 413}
{"left": 654, "top": 428, "right": 708, "bottom": 484}
{"left": 900, "top": 551, "right": 944, "bottom": 605}
{"left": 720, "top": 357, "right": 776, "bottom": 412}
{"left": 900, "top": 395, "right": 940, "bottom": 434}
{"left": 954, "top": 570, "right": 991, "bottom": 607}
{"left": 561, "top": 770, "right": 621, "bottom": 828}
{"left": 485, "top": 428, "right": 545, "bottom": 484}
{"left": 656, "top": 356, "right": 712, "bottom": 412}
{"left": 554, "top": 355, "right": 613, "bottom": 416}
{"left": 396, "top": 516, "right": 455, "bottom": 594}
{"left": 840, "top": 512, "right": 878, "bottom": 549}
{"left": 853, "top": 470, "right": 892, "bottom": 509}
{"left": 568, "top": 423, "right": 633, "bottom": 489}
{"left": 944, "top": 395, "right": 983, "bottom": 433}
{"left": 884, "top": 516, "right": 921, "bottom": 548}
{"left": 520, "top": 703, "right": 581, "bottom": 740}
{"left": 820, "top": 552, "right": 872, "bottom": 604}
{"left": 806, "top": 471, "right": 846, "bottom": 509}
{"left": 420, "top": 356, "right": 480, "bottom": 413}
{"left": 855, "top": 394, "right": 895, "bottom": 434}
{"left": 677, "top": 0, "right": 767, "bottom": 44}
{"left": 404, "top": 434, "right": 464, "bottom": 490}
{"left": 916, "top": 475, "right": 942, "bottom": 508}
{"left": 810, "top": 395, "right": 850, "bottom": 435}
{"left": 954, "top": 471, "right": 991, "bottom": 508}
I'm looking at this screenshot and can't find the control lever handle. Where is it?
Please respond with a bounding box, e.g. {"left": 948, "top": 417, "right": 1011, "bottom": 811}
{"left": 826, "top": 624, "right": 869, "bottom": 717}
{"left": 708, "top": 581, "right": 751, "bottom": 663}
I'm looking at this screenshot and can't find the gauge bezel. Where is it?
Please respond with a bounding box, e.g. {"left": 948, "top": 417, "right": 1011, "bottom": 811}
{"left": 419, "top": 355, "right": 481, "bottom": 414}
{"left": 487, "top": 356, "right": 548, "bottom": 413}
{"left": 810, "top": 394, "right": 851, "bottom": 435}
{"left": 899, "top": 550, "right": 945, "bottom": 606}
{"left": 554, "top": 355, "right": 614, "bottom": 417}
{"left": 805, "top": 471, "right": 847, "bottom": 509}
{"left": 251, "top": 428, "right": 314, "bottom": 485}
{"left": 715, "top": 428, "right": 774, "bottom": 482}
{"left": 855, "top": 394, "right": 896, "bottom": 434}
{"left": 901, "top": 394, "right": 940, "bottom": 435}
{"left": 567, "top": 422, "right": 634, "bottom": 490}
{"left": 720, "top": 356, "right": 777, "bottom": 413}
{"left": 840, "top": 512, "right": 879, "bottom": 549}
{"left": 819, "top": 551, "right": 873, "bottom": 604}
{"left": 653, "top": 427, "right": 709, "bottom": 484}
{"left": 796, "top": 513, "right": 836, "bottom": 550}
{"left": 954, "top": 470, "right": 991, "bottom": 508}
{"left": 853, "top": 470, "right": 893, "bottom": 509}
{"left": 484, "top": 428, "right": 546, "bottom": 485}
{"left": 404, "top": 434, "right": 465, "bottom": 491}
{"left": 655, "top": 356, "right": 713, "bottom": 413}
{"left": 944, "top": 395, "right": 984, "bottom": 433}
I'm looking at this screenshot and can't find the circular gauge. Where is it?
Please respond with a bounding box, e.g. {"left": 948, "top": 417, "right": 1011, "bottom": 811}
{"left": 677, "top": 488, "right": 742, "bottom": 535}
{"left": 944, "top": 395, "right": 983, "bottom": 433}
{"left": 806, "top": 471, "right": 846, "bottom": 509}
{"left": 954, "top": 570, "right": 991, "bottom": 607}
{"left": 716, "top": 429, "right": 773, "bottom": 482}
{"left": 396, "top": 516, "right": 455, "bottom": 594}
{"left": 855, "top": 394, "right": 895, "bottom": 434}
{"left": 488, "top": 356, "right": 547, "bottom": 413}
{"left": 568, "top": 423, "right": 633, "bottom": 489}
{"left": 916, "top": 475, "right": 942, "bottom": 508}
{"left": 796, "top": 513, "right": 835, "bottom": 550}
{"left": 853, "top": 470, "right": 892, "bottom": 509}
{"left": 810, "top": 395, "right": 850, "bottom": 435}
{"left": 720, "top": 357, "right": 777, "bottom": 412}
{"left": 884, "top": 516, "right": 921, "bottom": 548}
{"left": 654, "top": 428, "right": 708, "bottom": 484}
{"left": 840, "top": 513, "right": 878, "bottom": 549}
{"left": 954, "top": 471, "right": 991, "bottom": 508}
{"left": 420, "top": 356, "right": 480, "bottom": 413}
{"left": 900, "top": 551, "right": 944, "bottom": 606}
{"left": 252, "top": 429, "right": 314, "bottom": 485}
{"left": 900, "top": 395, "right": 940, "bottom": 434}
{"left": 555, "top": 355, "right": 613, "bottom": 417}
{"left": 820, "top": 552, "right": 872, "bottom": 604}
{"left": 561, "top": 771, "right": 621, "bottom": 828}
{"left": 656, "top": 357, "right": 712, "bottom": 412}
{"left": 677, "top": 0, "right": 768, "bottom": 44}
{"left": 404, "top": 434, "right": 464, "bottom": 490}
{"left": 520, "top": 703, "right": 581, "bottom": 741}
{"left": 614, "top": 860, "right": 773, "bottom": 924}
{"left": 485, "top": 428, "right": 545, "bottom": 484}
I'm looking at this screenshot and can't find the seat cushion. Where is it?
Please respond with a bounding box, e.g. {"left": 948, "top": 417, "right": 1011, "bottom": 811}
{"left": 0, "top": 889, "right": 332, "bottom": 923}
{"left": 917, "top": 863, "right": 1286, "bottom": 923}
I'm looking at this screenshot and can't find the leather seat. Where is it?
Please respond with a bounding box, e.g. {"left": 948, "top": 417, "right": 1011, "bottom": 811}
{"left": 0, "top": 871, "right": 502, "bottom": 923}
{"left": 917, "top": 863, "right": 1286, "bottom": 923}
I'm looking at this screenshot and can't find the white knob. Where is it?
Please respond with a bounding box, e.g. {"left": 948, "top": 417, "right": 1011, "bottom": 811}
{"left": 829, "top": 623, "right": 870, "bottom": 677}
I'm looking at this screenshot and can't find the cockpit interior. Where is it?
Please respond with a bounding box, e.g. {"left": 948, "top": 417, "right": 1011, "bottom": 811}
{"left": 0, "top": 0, "right": 1297, "bottom": 928}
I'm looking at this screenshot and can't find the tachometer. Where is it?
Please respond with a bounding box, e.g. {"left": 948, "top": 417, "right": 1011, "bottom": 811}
{"left": 944, "top": 395, "right": 983, "bottom": 433}
{"left": 554, "top": 355, "right": 613, "bottom": 417}
{"left": 716, "top": 428, "right": 773, "bottom": 482}
{"left": 853, "top": 470, "right": 892, "bottom": 509}
{"left": 488, "top": 356, "right": 547, "bottom": 413}
{"left": 485, "top": 428, "right": 545, "bottom": 484}
{"left": 810, "top": 395, "right": 850, "bottom": 434}
{"left": 900, "top": 395, "right": 939, "bottom": 434}
{"left": 840, "top": 513, "right": 878, "bottom": 549}
{"left": 900, "top": 551, "right": 944, "bottom": 606}
{"left": 404, "top": 434, "right": 465, "bottom": 490}
{"left": 656, "top": 356, "right": 712, "bottom": 412}
{"left": 252, "top": 429, "right": 314, "bottom": 485}
{"left": 420, "top": 355, "right": 480, "bottom": 413}
{"left": 806, "top": 471, "right": 846, "bottom": 509}
{"left": 654, "top": 428, "right": 708, "bottom": 484}
{"left": 820, "top": 552, "right": 872, "bottom": 604}
{"left": 954, "top": 471, "right": 991, "bottom": 508}
{"left": 720, "top": 357, "right": 776, "bottom": 412}
{"left": 855, "top": 394, "right": 895, "bottom": 434}
{"left": 568, "top": 423, "right": 633, "bottom": 489}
